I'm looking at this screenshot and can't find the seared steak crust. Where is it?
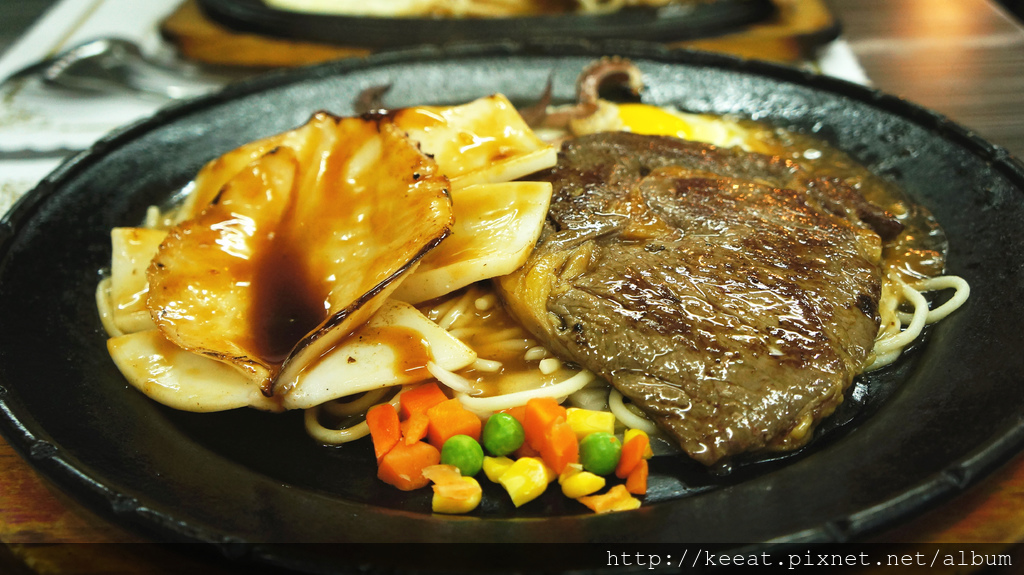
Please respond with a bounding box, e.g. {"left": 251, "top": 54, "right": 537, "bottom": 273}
{"left": 497, "top": 133, "right": 888, "bottom": 465}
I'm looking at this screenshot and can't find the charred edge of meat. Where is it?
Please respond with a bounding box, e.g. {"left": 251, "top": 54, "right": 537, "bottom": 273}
{"left": 807, "top": 177, "right": 904, "bottom": 241}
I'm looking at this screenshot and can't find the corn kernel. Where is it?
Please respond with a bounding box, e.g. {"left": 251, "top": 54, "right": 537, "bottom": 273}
{"left": 624, "top": 428, "right": 654, "bottom": 459}
{"left": 560, "top": 468, "right": 606, "bottom": 499}
{"left": 482, "top": 455, "right": 515, "bottom": 483}
{"left": 498, "top": 457, "right": 549, "bottom": 507}
{"left": 432, "top": 476, "right": 482, "bottom": 514}
{"left": 542, "top": 460, "right": 558, "bottom": 484}
{"left": 566, "top": 407, "right": 616, "bottom": 440}
{"left": 558, "top": 462, "right": 584, "bottom": 485}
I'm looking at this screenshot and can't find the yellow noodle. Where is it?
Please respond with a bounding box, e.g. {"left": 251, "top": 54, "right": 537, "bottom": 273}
{"left": 866, "top": 348, "right": 903, "bottom": 372}
{"left": 538, "top": 357, "right": 562, "bottom": 375}
{"left": 474, "top": 293, "right": 498, "bottom": 311}
{"left": 304, "top": 406, "right": 370, "bottom": 444}
{"left": 865, "top": 275, "right": 931, "bottom": 371}
{"left": 321, "top": 388, "right": 391, "bottom": 418}
{"left": 446, "top": 326, "right": 483, "bottom": 341}
{"left": 473, "top": 338, "right": 535, "bottom": 355}
{"left": 437, "top": 289, "right": 476, "bottom": 330}
{"left": 875, "top": 279, "right": 902, "bottom": 342}
{"left": 524, "top": 346, "right": 549, "bottom": 361}
{"left": 425, "top": 295, "right": 460, "bottom": 324}
{"left": 456, "top": 370, "right": 595, "bottom": 415}
{"left": 490, "top": 370, "right": 551, "bottom": 396}
{"left": 875, "top": 280, "right": 929, "bottom": 352}
{"left": 305, "top": 389, "right": 406, "bottom": 445}
{"left": 475, "top": 326, "right": 528, "bottom": 345}
{"left": 143, "top": 206, "right": 160, "bottom": 229}
{"left": 471, "top": 358, "right": 503, "bottom": 372}
{"left": 897, "top": 275, "right": 970, "bottom": 325}
{"left": 427, "top": 361, "right": 479, "bottom": 394}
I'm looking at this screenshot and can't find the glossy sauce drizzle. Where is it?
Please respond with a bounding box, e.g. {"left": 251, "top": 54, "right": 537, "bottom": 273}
{"left": 754, "top": 125, "right": 948, "bottom": 280}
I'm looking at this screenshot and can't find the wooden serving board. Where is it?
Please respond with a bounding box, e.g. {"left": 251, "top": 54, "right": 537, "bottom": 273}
{"left": 3, "top": 437, "right": 1024, "bottom": 573}
{"left": 159, "top": 0, "right": 839, "bottom": 68}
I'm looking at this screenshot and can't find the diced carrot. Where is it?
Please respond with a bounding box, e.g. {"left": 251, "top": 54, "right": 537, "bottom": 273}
{"left": 624, "top": 429, "right": 654, "bottom": 459}
{"left": 366, "top": 403, "right": 401, "bottom": 461}
{"left": 432, "top": 476, "right": 483, "bottom": 514}
{"left": 512, "top": 440, "right": 541, "bottom": 459}
{"left": 523, "top": 397, "right": 567, "bottom": 452}
{"left": 423, "top": 465, "right": 482, "bottom": 508}
{"left": 422, "top": 464, "right": 464, "bottom": 486}
{"left": 401, "top": 412, "right": 430, "bottom": 445}
{"left": 400, "top": 381, "right": 449, "bottom": 419}
{"left": 377, "top": 440, "right": 441, "bottom": 491}
{"left": 502, "top": 405, "right": 528, "bottom": 426}
{"left": 577, "top": 484, "right": 641, "bottom": 514}
{"left": 615, "top": 432, "right": 651, "bottom": 479}
{"left": 539, "top": 418, "right": 579, "bottom": 474}
{"left": 519, "top": 398, "right": 577, "bottom": 473}
{"left": 625, "top": 459, "right": 648, "bottom": 495}
{"left": 433, "top": 476, "right": 481, "bottom": 500}
{"left": 426, "top": 398, "right": 482, "bottom": 449}
{"left": 504, "top": 407, "right": 532, "bottom": 460}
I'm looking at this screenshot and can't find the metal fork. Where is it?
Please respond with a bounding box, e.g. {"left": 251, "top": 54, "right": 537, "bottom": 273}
{"left": 1, "top": 38, "right": 231, "bottom": 100}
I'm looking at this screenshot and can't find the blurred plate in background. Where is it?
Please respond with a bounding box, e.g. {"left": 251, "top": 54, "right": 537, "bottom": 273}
{"left": 195, "top": 0, "right": 778, "bottom": 48}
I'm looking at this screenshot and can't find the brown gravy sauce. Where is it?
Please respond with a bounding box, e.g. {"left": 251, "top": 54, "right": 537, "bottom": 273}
{"left": 249, "top": 226, "right": 325, "bottom": 366}
{"left": 752, "top": 124, "right": 948, "bottom": 281}
{"left": 354, "top": 325, "right": 433, "bottom": 381}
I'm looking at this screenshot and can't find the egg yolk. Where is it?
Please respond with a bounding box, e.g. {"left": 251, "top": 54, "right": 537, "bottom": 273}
{"left": 616, "top": 103, "right": 695, "bottom": 138}
{"left": 616, "top": 103, "right": 769, "bottom": 153}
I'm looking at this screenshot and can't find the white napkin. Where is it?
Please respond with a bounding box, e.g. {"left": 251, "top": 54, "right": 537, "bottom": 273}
{"left": 0, "top": 0, "right": 189, "bottom": 154}
{"left": 0, "top": 0, "right": 198, "bottom": 214}
{"left": 0, "top": 158, "right": 64, "bottom": 216}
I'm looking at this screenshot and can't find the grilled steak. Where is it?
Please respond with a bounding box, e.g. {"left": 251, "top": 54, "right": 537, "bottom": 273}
{"left": 497, "top": 133, "right": 893, "bottom": 465}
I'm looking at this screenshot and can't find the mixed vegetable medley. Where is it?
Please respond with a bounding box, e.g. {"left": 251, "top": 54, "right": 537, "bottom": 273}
{"left": 367, "top": 381, "right": 652, "bottom": 514}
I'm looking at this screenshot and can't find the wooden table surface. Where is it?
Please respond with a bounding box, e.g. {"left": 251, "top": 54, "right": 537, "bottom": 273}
{"left": 828, "top": 0, "right": 1024, "bottom": 158}
{"left": 2, "top": 0, "right": 1024, "bottom": 573}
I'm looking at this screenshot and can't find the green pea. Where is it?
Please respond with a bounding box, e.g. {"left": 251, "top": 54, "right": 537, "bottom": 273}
{"left": 579, "top": 432, "right": 622, "bottom": 476}
{"left": 440, "top": 434, "right": 484, "bottom": 477}
{"left": 482, "top": 412, "right": 525, "bottom": 457}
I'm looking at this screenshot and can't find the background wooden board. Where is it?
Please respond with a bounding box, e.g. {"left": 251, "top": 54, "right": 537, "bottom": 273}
{"left": 159, "top": 0, "right": 838, "bottom": 67}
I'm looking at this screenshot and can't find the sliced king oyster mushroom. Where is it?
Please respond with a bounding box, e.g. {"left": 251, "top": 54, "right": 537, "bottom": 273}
{"left": 107, "top": 95, "right": 556, "bottom": 411}
{"left": 147, "top": 113, "right": 454, "bottom": 396}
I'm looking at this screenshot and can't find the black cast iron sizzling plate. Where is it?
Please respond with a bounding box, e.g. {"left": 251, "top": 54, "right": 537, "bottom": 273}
{"left": 1, "top": 42, "right": 1023, "bottom": 572}
{"left": 196, "top": 0, "right": 779, "bottom": 48}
